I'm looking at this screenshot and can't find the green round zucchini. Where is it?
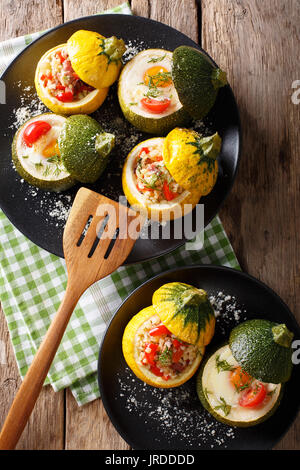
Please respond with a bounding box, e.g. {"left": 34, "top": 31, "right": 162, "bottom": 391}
{"left": 229, "top": 319, "right": 294, "bottom": 384}
{"left": 172, "top": 45, "right": 227, "bottom": 120}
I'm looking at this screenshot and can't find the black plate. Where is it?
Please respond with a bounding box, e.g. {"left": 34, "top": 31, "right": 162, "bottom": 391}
{"left": 0, "top": 14, "right": 241, "bottom": 264}
{"left": 98, "top": 265, "right": 300, "bottom": 450}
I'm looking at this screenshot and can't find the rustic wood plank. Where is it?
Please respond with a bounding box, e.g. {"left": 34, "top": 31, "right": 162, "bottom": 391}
{"left": 0, "top": 0, "right": 65, "bottom": 450}
{"left": 202, "top": 0, "right": 300, "bottom": 450}
{"left": 63, "top": 0, "right": 123, "bottom": 21}
{"left": 0, "top": 0, "right": 63, "bottom": 41}
{"left": 131, "top": 0, "right": 199, "bottom": 43}
{"left": 65, "top": 389, "right": 129, "bottom": 450}
{"left": 0, "top": 306, "right": 64, "bottom": 449}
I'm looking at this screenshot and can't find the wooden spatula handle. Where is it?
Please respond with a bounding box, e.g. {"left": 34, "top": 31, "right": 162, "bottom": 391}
{"left": 0, "top": 285, "right": 80, "bottom": 450}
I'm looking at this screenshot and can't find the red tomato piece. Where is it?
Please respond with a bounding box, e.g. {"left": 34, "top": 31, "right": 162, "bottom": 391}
{"left": 163, "top": 181, "right": 178, "bottom": 201}
{"left": 23, "top": 121, "right": 52, "bottom": 147}
{"left": 172, "top": 348, "right": 184, "bottom": 363}
{"left": 239, "top": 382, "right": 267, "bottom": 408}
{"left": 149, "top": 324, "right": 170, "bottom": 337}
{"left": 140, "top": 97, "right": 171, "bottom": 114}
{"left": 144, "top": 343, "right": 159, "bottom": 366}
{"left": 150, "top": 364, "right": 163, "bottom": 377}
{"left": 55, "top": 84, "right": 66, "bottom": 91}
{"left": 56, "top": 50, "right": 65, "bottom": 63}
{"left": 172, "top": 339, "right": 183, "bottom": 349}
{"left": 56, "top": 90, "right": 74, "bottom": 102}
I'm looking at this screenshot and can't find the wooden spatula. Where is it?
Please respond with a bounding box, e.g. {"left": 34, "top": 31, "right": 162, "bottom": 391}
{"left": 0, "top": 187, "right": 145, "bottom": 450}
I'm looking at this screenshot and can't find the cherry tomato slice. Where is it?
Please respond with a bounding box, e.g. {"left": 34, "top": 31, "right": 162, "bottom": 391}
{"left": 140, "top": 97, "right": 171, "bottom": 114}
{"left": 239, "top": 382, "right": 267, "bottom": 408}
{"left": 144, "top": 343, "right": 158, "bottom": 366}
{"left": 163, "top": 181, "right": 178, "bottom": 201}
{"left": 23, "top": 121, "right": 52, "bottom": 147}
{"left": 149, "top": 324, "right": 171, "bottom": 337}
{"left": 56, "top": 90, "right": 74, "bottom": 102}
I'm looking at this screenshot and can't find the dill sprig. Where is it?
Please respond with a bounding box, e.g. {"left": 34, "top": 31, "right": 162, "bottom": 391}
{"left": 215, "top": 355, "right": 236, "bottom": 373}
{"left": 215, "top": 397, "right": 231, "bottom": 416}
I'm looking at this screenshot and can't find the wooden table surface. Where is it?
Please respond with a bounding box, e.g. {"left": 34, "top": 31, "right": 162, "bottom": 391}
{"left": 0, "top": 0, "right": 299, "bottom": 450}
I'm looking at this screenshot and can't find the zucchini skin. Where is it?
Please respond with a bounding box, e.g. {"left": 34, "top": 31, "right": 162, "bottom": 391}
{"left": 58, "top": 115, "right": 111, "bottom": 184}
{"left": 229, "top": 319, "right": 293, "bottom": 384}
{"left": 172, "top": 46, "right": 225, "bottom": 120}
{"left": 196, "top": 344, "right": 285, "bottom": 428}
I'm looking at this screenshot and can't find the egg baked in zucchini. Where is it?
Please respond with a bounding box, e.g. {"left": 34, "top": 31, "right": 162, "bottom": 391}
{"left": 118, "top": 49, "right": 190, "bottom": 135}
{"left": 122, "top": 283, "right": 215, "bottom": 388}
{"left": 12, "top": 113, "right": 76, "bottom": 192}
{"left": 35, "top": 31, "right": 125, "bottom": 115}
{"left": 196, "top": 319, "right": 294, "bottom": 427}
{"left": 122, "top": 128, "right": 221, "bottom": 221}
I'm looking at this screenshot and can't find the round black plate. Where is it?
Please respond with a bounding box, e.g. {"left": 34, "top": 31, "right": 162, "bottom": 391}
{"left": 0, "top": 14, "right": 241, "bottom": 263}
{"left": 98, "top": 265, "right": 300, "bottom": 450}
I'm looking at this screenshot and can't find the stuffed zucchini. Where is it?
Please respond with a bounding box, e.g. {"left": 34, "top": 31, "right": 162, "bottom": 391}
{"left": 122, "top": 306, "right": 205, "bottom": 388}
{"left": 35, "top": 30, "right": 125, "bottom": 114}
{"left": 122, "top": 283, "right": 216, "bottom": 389}
{"left": 122, "top": 129, "right": 221, "bottom": 221}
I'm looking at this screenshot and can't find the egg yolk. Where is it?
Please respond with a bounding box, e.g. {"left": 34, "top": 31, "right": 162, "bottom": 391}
{"left": 42, "top": 140, "right": 60, "bottom": 158}
{"left": 143, "top": 65, "right": 172, "bottom": 88}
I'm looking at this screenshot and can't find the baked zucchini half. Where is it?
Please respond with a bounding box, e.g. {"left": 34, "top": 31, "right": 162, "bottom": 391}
{"left": 12, "top": 113, "right": 76, "bottom": 192}
{"left": 118, "top": 49, "right": 190, "bottom": 135}
{"left": 196, "top": 344, "right": 284, "bottom": 427}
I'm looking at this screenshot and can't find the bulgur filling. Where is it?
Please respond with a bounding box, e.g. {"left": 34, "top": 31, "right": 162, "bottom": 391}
{"left": 135, "top": 314, "right": 199, "bottom": 381}
{"left": 134, "top": 145, "right": 183, "bottom": 204}
{"left": 40, "top": 47, "right": 94, "bottom": 102}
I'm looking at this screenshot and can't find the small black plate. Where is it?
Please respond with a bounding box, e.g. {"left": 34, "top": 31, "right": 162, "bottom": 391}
{"left": 98, "top": 265, "right": 300, "bottom": 450}
{"left": 0, "top": 14, "right": 241, "bottom": 263}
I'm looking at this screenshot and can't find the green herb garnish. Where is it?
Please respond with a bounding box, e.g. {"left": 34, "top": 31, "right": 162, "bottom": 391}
{"left": 204, "top": 387, "right": 211, "bottom": 401}
{"left": 147, "top": 54, "right": 166, "bottom": 63}
{"left": 215, "top": 397, "right": 231, "bottom": 416}
{"left": 157, "top": 347, "right": 173, "bottom": 366}
{"left": 215, "top": 355, "right": 236, "bottom": 373}
{"left": 47, "top": 154, "right": 60, "bottom": 164}
{"left": 34, "top": 162, "right": 43, "bottom": 171}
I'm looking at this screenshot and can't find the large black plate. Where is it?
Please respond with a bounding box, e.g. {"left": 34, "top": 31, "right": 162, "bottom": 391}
{"left": 0, "top": 15, "right": 241, "bottom": 264}
{"left": 98, "top": 265, "right": 300, "bottom": 450}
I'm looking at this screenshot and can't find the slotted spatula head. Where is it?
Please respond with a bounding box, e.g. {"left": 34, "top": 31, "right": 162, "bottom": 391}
{"left": 63, "top": 187, "right": 145, "bottom": 291}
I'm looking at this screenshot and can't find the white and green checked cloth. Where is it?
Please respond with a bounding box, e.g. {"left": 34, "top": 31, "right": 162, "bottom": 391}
{"left": 0, "top": 3, "right": 240, "bottom": 406}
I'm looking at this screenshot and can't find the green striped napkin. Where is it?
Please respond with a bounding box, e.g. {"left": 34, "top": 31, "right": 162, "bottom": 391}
{"left": 0, "top": 3, "right": 239, "bottom": 406}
